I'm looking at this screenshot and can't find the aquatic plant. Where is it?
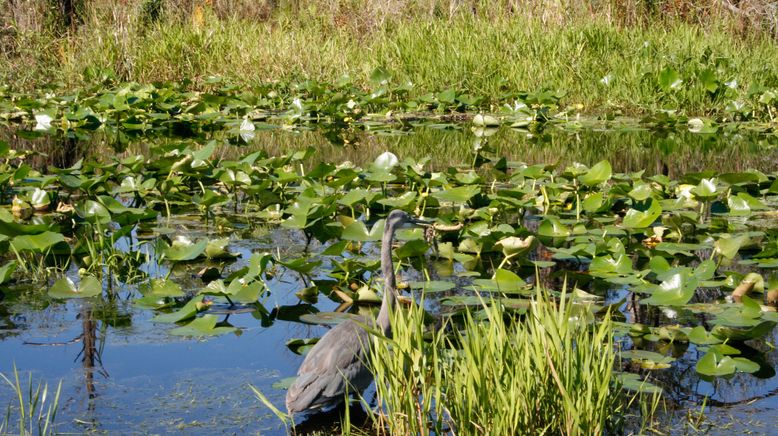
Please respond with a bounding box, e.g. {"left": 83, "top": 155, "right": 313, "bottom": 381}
{"left": 366, "top": 289, "right": 661, "bottom": 435}
{"left": 0, "top": 366, "right": 61, "bottom": 436}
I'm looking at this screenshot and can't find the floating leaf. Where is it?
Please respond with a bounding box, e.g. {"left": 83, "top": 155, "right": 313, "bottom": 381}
{"left": 286, "top": 338, "right": 319, "bottom": 355}
{"left": 473, "top": 114, "right": 499, "bottom": 127}
{"left": 153, "top": 297, "right": 207, "bottom": 323}
{"left": 169, "top": 314, "right": 237, "bottom": 337}
{"left": 0, "top": 261, "right": 16, "bottom": 285}
{"left": 431, "top": 185, "right": 480, "bottom": 204}
{"left": 623, "top": 199, "right": 662, "bottom": 229}
{"left": 696, "top": 350, "right": 759, "bottom": 377}
{"left": 538, "top": 217, "right": 571, "bottom": 238}
{"left": 10, "top": 231, "right": 66, "bottom": 253}
{"left": 494, "top": 236, "right": 535, "bottom": 258}
{"left": 687, "top": 326, "right": 722, "bottom": 345}
{"left": 472, "top": 269, "right": 528, "bottom": 294}
{"left": 407, "top": 280, "right": 456, "bottom": 293}
{"left": 75, "top": 199, "right": 112, "bottom": 224}
{"left": 616, "top": 372, "right": 663, "bottom": 394}
{"left": 49, "top": 276, "right": 102, "bottom": 299}
{"left": 579, "top": 160, "right": 612, "bottom": 187}
{"left": 298, "top": 312, "right": 359, "bottom": 326}
{"left": 621, "top": 349, "right": 675, "bottom": 369}
{"left": 163, "top": 238, "right": 208, "bottom": 261}
{"left": 642, "top": 271, "right": 698, "bottom": 306}
{"left": 714, "top": 234, "right": 748, "bottom": 260}
{"left": 205, "top": 238, "right": 240, "bottom": 260}
{"left": 145, "top": 279, "right": 184, "bottom": 297}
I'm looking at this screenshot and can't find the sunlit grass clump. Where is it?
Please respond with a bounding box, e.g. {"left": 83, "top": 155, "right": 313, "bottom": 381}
{"left": 0, "top": 366, "right": 61, "bottom": 436}
{"left": 366, "top": 290, "right": 650, "bottom": 435}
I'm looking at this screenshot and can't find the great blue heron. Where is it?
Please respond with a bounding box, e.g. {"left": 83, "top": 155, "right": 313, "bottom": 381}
{"left": 285, "top": 210, "right": 430, "bottom": 415}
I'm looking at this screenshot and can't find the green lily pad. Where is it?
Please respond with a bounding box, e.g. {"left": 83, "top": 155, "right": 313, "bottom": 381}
{"left": 298, "top": 312, "right": 360, "bottom": 326}
{"left": 620, "top": 349, "right": 675, "bottom": 369}
{"left": 286, "top": 337, "right": 319, "bottom": 355}
{"left": 152, "top": 296, "right": 206, "bottom": 323}
{"left": 169, "top": 314, "right": 237, "bottom": 337}
{"left": 472, "top": 268, "right": 529, "bottom": 294}
{"left": 687, "top": 326, "right": 723, "bottom": 345}
{"left": 494, "top": 236, "right": 535, "bottom": 258}
{"left": 711, "top": 321, "right": 777, "bottom": 341}
{"left": 75, "top": 199, "right": 112, "bottom": 224}
{"left": 163, "top": 238, "right": 208, "bottom": 261}
{"left": 0, "top": 261, "right": 16, "bottom": 285}
{"left": 715, "top": 234, "right": 749, "bottom": 260}
{"left": 642, "top": 271, "right": 698, "bottom": 306}
{"left": 48, "top": 275, "right": 102, "bottom": 299}
{"left": 407, "top": 280, "right": 456, "bottom": 293}
{"left": 538, "top": 217, "right": 571, "bottom": 238}
{"left": 579, "top": 160, "right": 612, "bottom": 187}
{"left": 623, "top": 199, "right": 662, "bottom": 229}
{"left": 616, "top": 372, "right": 663, "bottom": 394}
{"left": 696, "top": 350, "right": 759, "bottom": 377}
{"left": 342, "top": 220, "right": 380, "bottom": 242}
{"left": 378, "top": 192, "right": 417, "bottom": 208}
{"left": 10, "top": 231, "right": 66, "bottom": 253}
{"left": 144, "top": 279, "right": 184, "bottom": 297}
{"left": 431, "top": 185, "right": 480, "bottom": 204}
{"left": 205, "top": 238, "right": 240, "bottom": 260}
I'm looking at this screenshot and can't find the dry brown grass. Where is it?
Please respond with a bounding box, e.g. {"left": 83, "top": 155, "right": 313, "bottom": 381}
{"left": 2, "top": 0, "right": 777, "bottom": 35}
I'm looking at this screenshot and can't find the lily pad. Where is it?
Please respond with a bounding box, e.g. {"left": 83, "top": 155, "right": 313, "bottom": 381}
{"left": 163, "top": 238, "right": 208, "bottom": 261}
{"left": 169, "top": 314, "right": 237, "bottom": 337}
{"left": 623, "top": 199, "right": 662, "bottom": 229}
{"left": 10, "top": 231, "right": 66, "bottom": 253}
{"left": 48, "top": 275, "right": 102, "bottom": 299}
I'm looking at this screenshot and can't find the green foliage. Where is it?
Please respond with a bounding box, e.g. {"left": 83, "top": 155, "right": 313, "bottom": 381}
{"left": 3, "top": 3, "right": 778, "bottom": 120}
{"left": 365, "top": 290, "right": 659, "bottom": 434}
{"left": 0, "top": 366, "right": 62, "bottom": 436}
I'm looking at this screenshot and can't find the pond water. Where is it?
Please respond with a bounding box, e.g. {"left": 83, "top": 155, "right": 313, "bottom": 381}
{"left": 2, "top": 120, "right": 778, "bottom": 434}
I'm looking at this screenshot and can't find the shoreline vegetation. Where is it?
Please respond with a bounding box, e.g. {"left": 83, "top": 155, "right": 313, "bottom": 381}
{"left": 2, "top": 1, "right": 778, "bottom": 121}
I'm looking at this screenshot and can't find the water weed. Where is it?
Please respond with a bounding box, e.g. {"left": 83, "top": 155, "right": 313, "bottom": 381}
{"left": 0, "top": 366, "right": 62, "bottom": 436}
{"left": 365, "top": 288, "right": 660, "bottom": 435}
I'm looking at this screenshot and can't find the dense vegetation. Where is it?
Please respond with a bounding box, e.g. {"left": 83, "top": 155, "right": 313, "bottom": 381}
{"left": 2, "top": 1, "right": 778, "bottom": 433}
{"left": 3, "top": 1, "right": 778, "bottom": 120}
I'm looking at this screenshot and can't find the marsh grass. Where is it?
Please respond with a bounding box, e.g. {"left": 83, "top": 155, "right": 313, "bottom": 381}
{"left": 0, "top": 366, "right": 62, "bottom": 436}
{"left": 2, "top": 1, "right": 778, "bottom": 118}
{"left": 364, "top": 288, "right": 659, "bottom": 435}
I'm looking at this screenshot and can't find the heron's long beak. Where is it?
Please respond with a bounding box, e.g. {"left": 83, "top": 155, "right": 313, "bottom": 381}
{"left": 410, "top": 216, "right": 433, "bottom": 226}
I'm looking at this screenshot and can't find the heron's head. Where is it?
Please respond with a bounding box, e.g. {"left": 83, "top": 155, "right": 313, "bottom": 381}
{"left": 385, "top": 209, "right": 432, "bottom": 232}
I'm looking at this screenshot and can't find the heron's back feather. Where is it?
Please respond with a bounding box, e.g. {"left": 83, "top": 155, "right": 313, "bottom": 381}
{"left": 285, "top": 319, "right": 374, "bottom": 413}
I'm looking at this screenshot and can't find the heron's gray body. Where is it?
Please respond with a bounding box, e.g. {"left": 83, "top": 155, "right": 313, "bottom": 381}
{"left": 285, "top": 210, "right": 428, "bottom": 415}
{"left": 285, "top": 318, "right": 374, "bottom": 412}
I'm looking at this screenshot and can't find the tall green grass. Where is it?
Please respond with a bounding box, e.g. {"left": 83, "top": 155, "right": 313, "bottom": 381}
{"left": 0, "top": 366, "right": 62, "bottom": 436}
{"left": 364, "top": 289, "right": 659, "bottom": 435}
{"left": 2, "top": 1, "right": 778, "bottom": 118}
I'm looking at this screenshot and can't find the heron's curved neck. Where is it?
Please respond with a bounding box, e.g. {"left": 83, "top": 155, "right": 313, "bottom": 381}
{"left": 376, "top": 226, "right": 397, "bottom": 337}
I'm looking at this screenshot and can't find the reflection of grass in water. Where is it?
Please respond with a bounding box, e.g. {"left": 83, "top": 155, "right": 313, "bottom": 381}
{"left": 68, "top": 368, "right": 285, "bottom": 434}
{"left": 12, "top": 122, "right": 775, "bottom": 176}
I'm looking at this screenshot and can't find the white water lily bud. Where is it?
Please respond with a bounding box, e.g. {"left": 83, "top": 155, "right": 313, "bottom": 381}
{"left": 239, "top": 117, "right": 255, "bottom": 142}
{"left": 34, "top": 113, "right": 53, "bottom": 131}
{"left": 374, "top": 151, "right": 398, "bottom": 170}
{"left": 687, "top": 118, "right": 704, "bottom": 132}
